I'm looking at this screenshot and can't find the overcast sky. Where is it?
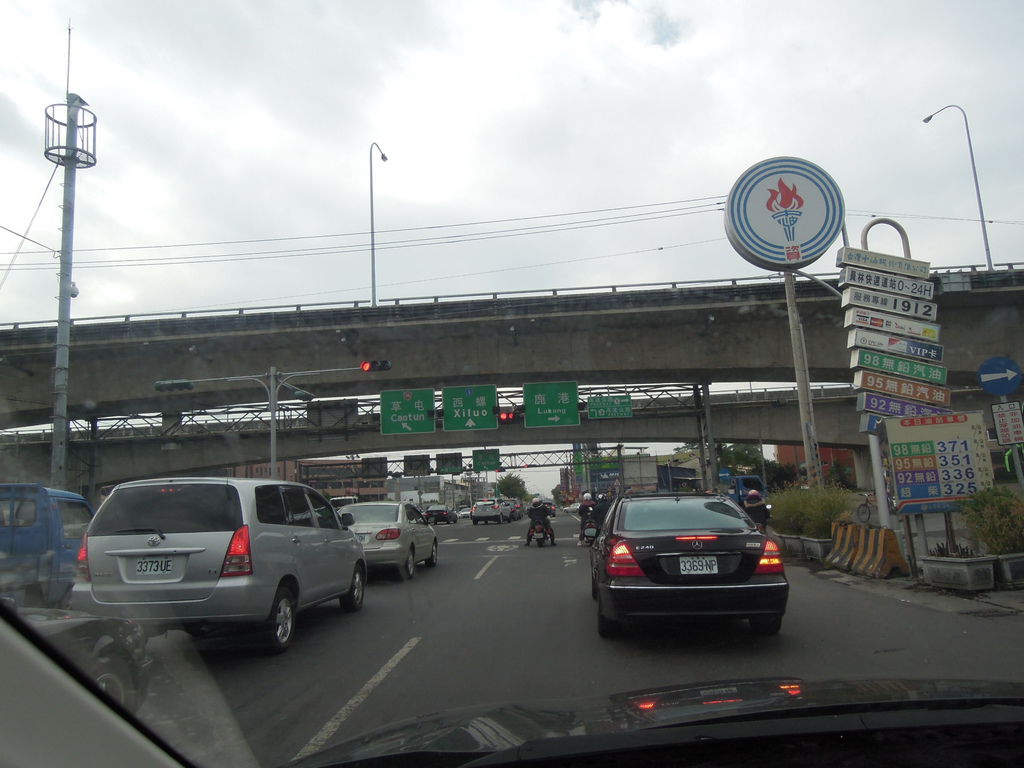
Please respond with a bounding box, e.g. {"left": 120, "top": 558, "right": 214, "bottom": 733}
{"left": 3, "top": 1, "right": 1021, "bottom": 494}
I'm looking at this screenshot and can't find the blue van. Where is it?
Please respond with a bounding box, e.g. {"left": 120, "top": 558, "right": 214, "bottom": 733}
{"left": 0, "top": 484, "right": 95, "bottom": 607}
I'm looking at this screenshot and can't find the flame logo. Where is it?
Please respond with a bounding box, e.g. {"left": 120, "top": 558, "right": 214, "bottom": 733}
{"left": 765, "top": 178, "right": 804, "bottom": 212}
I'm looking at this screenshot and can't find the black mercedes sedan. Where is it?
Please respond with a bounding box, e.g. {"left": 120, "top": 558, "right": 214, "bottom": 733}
{"left": 590, "top": 493, "right": 788, "bottom": 637}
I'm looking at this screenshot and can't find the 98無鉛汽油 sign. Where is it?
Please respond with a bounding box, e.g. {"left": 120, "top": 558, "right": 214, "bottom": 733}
{"left": 725, "top": 156, "right": 845, "bottom": 271}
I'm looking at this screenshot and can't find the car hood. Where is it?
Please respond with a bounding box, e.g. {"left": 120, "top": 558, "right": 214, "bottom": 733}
{"left": 290, "top": 678, "right": 1024, "bottom": 767}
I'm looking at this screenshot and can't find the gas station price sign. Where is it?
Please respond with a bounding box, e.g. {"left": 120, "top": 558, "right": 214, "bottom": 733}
{"left": 882, "top": 412, "right": 993, "bottom": 514}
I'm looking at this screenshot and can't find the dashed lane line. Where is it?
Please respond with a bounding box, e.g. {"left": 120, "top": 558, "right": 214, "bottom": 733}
{"left": 293, "top": 636, "right": 421, "bottom": 760}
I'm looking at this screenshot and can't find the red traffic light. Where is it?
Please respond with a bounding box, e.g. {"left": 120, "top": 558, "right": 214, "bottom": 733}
{"left": 360, "top": 360, "right": 392, "bottom": 372}
{"left": 498, "top": 410, "right": 518, "bottom": 423}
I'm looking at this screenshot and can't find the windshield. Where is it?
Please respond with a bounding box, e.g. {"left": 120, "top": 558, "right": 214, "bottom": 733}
{"left": 619, "top": 498, "right": 751, "bottom": 531}
{"left": 2, "top": 3, "right": 1024, "bottom": 768}
{"left": 91, "top": 484, "right": 243, "bottom": 535}
{"left": 346, "top": 504, "right": 400, "bottom": 523}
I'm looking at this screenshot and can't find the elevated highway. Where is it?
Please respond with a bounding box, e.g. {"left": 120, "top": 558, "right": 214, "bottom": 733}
{"left": 0, "top": 385, "right": 996, "bottom": 489}
{"left": 1, "top": 268, "right": 1022, "bottom": 431}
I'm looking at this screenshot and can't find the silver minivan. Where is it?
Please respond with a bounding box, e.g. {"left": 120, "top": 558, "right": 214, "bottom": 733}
{"left": 71, "top": 477, "right": 365, "bottom": 652}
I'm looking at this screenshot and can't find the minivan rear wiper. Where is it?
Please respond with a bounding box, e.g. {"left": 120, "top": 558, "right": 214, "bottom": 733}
{"left": 114, "top": 527, "right": 166, "bottom": 539}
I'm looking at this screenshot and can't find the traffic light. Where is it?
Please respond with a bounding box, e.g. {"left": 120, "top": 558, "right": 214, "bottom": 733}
{"left": 359, "top": 360, "right": 392, "bottom": 372}
{"left": 498, "top": 409, "right": 519, "bottom": 424}
{"left": 154, "top": 379, "right": 195, "bottom": 392}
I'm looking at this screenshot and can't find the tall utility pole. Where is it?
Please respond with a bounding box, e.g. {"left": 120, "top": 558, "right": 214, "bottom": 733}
{"left": 44, "top": 93, "right": 97, "bottom": 490}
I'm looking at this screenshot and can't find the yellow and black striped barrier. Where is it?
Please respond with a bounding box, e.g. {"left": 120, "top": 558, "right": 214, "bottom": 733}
{"left": 827, "top": 522, "right": 908, "bottom": 579}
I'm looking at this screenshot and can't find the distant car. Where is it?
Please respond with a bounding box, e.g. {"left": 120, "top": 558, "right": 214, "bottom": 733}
{"left": 345, "top": 501, "right": 439, "bottom": 579}
{"left": 12, "top": 604, "right": 152, "bottom": 713}
{"left": 564, "top": 503, "right": 580, "bottom": 516}
{"left": 71, "top": 477, "right": 366, "bottom": 653}
{"left": 329, "top": 496, "right": 359, "bottom": 511}
{"left": 590, "top": 492, "right": 788, "bottom": 638}
{"left": 470, "top": 499, "right": 503, "bottom": 525}
{"left": 425, "top": 505, "right": 458, "bottom": 525}
{"left": 457, "top": 507, "right": 472, "bottom": 519}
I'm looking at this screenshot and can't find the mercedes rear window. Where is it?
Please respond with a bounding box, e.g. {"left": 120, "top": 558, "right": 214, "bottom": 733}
{"left": 90, "top": 484, "right": 243, "bottom": 535}
{"left": 618, "top": 498, "right": 750, "bottom": 532}
{"left": 347, "top": 504, "right": 400, "bottom": 523}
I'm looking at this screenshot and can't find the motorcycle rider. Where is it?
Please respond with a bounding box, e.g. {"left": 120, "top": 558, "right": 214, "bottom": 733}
{"left": 577, "top": 492, "right": 597, "bottom": 545}
{"left": 525, "top": 497, "right": 556, "bottom": 546}
{"left": 743, "top": 489, "right": 770, "bottom": 533}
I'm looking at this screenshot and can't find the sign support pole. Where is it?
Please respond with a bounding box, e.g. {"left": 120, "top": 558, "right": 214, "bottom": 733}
{"left": 785, "top": 273, "right": 823, "bottom": 487}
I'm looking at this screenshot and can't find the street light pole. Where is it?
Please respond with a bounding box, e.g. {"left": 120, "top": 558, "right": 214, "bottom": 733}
{"left": 923, "top": 104, "right": 993, "bottom": 271}
{"left": 369, "top": 142, "right": 387, "bottom": 307}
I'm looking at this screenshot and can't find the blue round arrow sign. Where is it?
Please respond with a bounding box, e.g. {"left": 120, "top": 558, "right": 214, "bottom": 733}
{"left": 977, "top": 356, "right": 1022, "bottom": 396}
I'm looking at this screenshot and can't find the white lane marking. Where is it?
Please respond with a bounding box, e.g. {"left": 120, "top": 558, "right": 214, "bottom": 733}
{"left": 507, "top": 535, "right": 520, "bottom": 540}
{"left": 487, "top": 544, "right": 517, "bottom": 552}
{"left": 294, "top": 636, "right": 421, "bottom": 760}
{"left": 475, "top": 537, "right": 490, "bottom": 541}
{"left": 474, "top": 555, "right": 499, "bottom": 580}
{"left": 443, "top": 538, "right": 458, "bottom": 543}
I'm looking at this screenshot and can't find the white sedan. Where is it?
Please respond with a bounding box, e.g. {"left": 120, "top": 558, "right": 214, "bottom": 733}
{"left": 344, "top": 501, "right": 438, "bottom": 580}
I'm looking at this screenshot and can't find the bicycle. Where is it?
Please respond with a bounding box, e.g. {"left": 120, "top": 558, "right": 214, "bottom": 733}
{"left": 855, "top": 492, "right": 876, "bottom": 524}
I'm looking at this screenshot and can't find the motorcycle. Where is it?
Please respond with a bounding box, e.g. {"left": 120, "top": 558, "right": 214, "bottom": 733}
{"left": 581, "top": 519, "right": 599, "bottom": 546}
{"left": 527, "top": 519, "right": 554, "bottom": 547}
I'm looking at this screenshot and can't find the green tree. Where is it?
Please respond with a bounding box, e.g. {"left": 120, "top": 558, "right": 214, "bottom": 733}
{"left": 764, "top": 460, "right": 799, "bottom": 491}
{"left": 719, "top": 443, "right": 763, "bottom": 474}
{"left": 495, "top": 472, "right": 528, "bottom": 501}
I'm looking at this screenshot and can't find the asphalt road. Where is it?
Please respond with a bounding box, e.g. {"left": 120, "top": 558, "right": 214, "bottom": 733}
{"left": 137, "top": 513, "right": 1024, "bottom": 768}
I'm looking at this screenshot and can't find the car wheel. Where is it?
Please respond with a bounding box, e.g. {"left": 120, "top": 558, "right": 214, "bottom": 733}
{"left": 92, "top": 655, "right": 138, "bottom": 712}
{"left": 399, "top": 547, "right": 416, "bottom": 580}
{"left": 749, "top": 614, "right": 783, "bottom": 636}
{"left": 425, "top": 540, "right": 438, "bottom": 568}
{"left": 597, "top": 597, "right": 622, "bottom": 638}
{"left": 340, "top": 565, "right": 365, "bottom": 612}
{"left": 265, "top": 586, "right": 297, "bottom": 653}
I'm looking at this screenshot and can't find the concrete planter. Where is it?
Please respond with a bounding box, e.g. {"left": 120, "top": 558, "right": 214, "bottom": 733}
{"left": 778, "top": 534, "right": 804, "bottom": 557}
{"left": 801, "top": 537, "right": 833, "bottom": 561}
{"left": 920, "top": 555, "right": 996, "bottom": 591}
{"left": 994, "top": 553, "right": 1024, "bottom": 590}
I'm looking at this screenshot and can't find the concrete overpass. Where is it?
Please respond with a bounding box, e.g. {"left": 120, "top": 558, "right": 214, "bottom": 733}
{"left": 0, "top": 385, "right": 998, "bottom": 490}
{"left": 1, "top": 268, "right": 1022, "bottom": 431}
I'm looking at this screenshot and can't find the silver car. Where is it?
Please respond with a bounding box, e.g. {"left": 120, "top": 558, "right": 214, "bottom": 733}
{"left": 344, "top": 501, "right": 438, "bottom": 579}
{"left": 71, "top": 477, "right": 366, "bottom": 653}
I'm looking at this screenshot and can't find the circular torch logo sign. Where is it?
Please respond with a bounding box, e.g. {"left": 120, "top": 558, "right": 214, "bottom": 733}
{"left": 724, "top": 156, "right": 845, "bottom": 271}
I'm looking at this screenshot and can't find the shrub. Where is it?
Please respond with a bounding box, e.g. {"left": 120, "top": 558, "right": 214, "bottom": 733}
{"left": 768, "top": 484, "right": 850, "bottom": 538}
{"left": 961, "top": 486, "right": 1024, "bottom": 556}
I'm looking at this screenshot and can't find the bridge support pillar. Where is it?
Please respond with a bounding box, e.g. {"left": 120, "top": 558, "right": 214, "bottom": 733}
{"left": 851, "top": 447, "right": 872, "bottom": 490}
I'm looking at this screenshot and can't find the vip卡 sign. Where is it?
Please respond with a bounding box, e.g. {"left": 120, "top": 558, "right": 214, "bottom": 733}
{"left": 847, "top": 328, "right": 943, "bottom": 363}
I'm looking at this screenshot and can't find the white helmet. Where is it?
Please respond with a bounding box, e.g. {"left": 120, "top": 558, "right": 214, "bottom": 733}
{"left": 583, "top": 492, "right": 592, "bottom": 501}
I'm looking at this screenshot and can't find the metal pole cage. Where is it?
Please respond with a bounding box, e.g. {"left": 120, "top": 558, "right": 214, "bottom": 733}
{"left": 44, "top": 101, "right": 97, "bottom": 168}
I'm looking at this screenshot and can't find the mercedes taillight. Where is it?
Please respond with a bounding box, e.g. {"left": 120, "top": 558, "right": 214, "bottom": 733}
{"left": 606, "top": 539, "right": 644, "bottom": 577}
{"left": 754, "top": 538, "right": 785, "bottom": 574}
{"left": 221, "top": 525, "right": 253, "bottom": 577}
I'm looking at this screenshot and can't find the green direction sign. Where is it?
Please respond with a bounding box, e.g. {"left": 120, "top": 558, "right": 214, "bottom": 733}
{"left": 850, "top": 349, "right": 947, "bottom": 386}
{"left": 523, "top": 381, "right": 580, "bottom": 428}
{"left": 588, "top": 395, "right": 632, "bottom": 419}
{"left": 442, "top": 385, "right": 498, "bottom": 431}
{"left": 380, "top": 389, "right": 436, "bottom": 435}
{"left": 472, "top": 449, "right": 501, "bottom": 472}
{"left": 436, "top": 452, "right": 464, "bottom": 474}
